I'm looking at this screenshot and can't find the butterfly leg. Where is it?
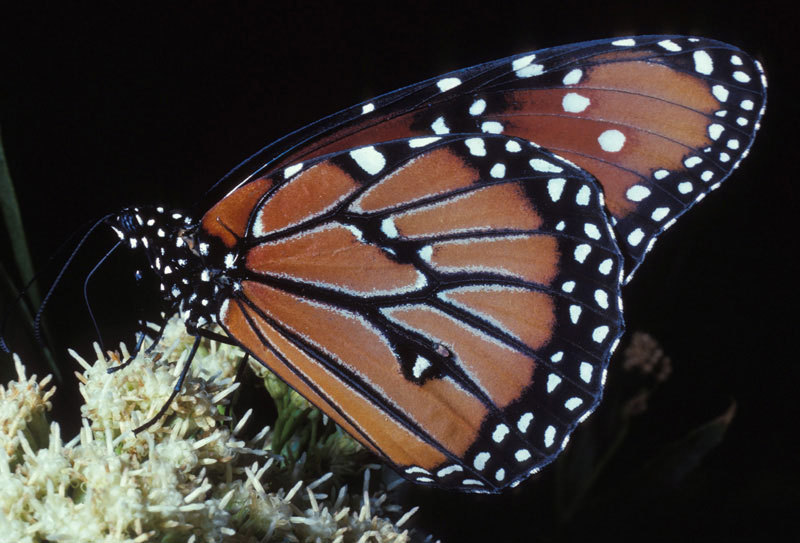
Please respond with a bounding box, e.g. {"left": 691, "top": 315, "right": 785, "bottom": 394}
{"left": 107, "top": 310, "right": 175, "bottom": 374}
{"left": 133, "top": 333, "right": 203, "bottom": 433}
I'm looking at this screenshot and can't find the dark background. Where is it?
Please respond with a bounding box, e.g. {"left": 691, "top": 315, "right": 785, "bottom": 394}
{"left": 1, "top": 2, "right": 797, "bottom": 541}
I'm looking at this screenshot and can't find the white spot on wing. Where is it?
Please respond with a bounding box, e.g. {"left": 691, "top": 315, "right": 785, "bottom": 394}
{"left": 464, "top": 137, "right": 486, "bottom": 156}
{"left": 592, "top": 325, "right": 609, "bottom": 343}
{"left": 584, "top": 223, "right": 601, "bottom": 240}
{"left": 381, "top": 217, "right": 398, "bottom": 238}
{"left": 431, "top": 116, "right": 450, "bottom": 134}
{"left": 514, "top": 58, "right": 544, "bottom": 78}
{"left": 651, "top": 207, "right": 670, "bottom": 221}
{"left": 547, "top": 178, "right": 566, "bottom": 201}
{"left": 492, "top": 424, "right": 510, "bottom": 443}
{"left": 361, "top": 103, "right": 375, "bottom": 114}
{"left": 437, "top": 465, "right": 463, "bottom": 477}
{"left": 594, "top": 289, "right": 609, "bottom": 309}
{"left": 418, "top": 245, "right": 433, "bottom": 262}
{"left": 530, "top": 158, "right": 563, "bottom": 173}
{"left": 612, "top": 38, "right": 636, "bottom": 46}
{"left": 597, "top": 129, "right": 625, "bottom": 152}
{"left": 544, "top": 426, "right": 556, "bottom": 448}
{"left": 562, "top": 92, "right": 590, "bottom": 113}
{"left": 658, "top": 39, "right": 681, "bottom": 51}
{"left": 490, "top": 163, "right": 506, "bottom": 178}
{"left": 437, "top": 77, "right": 462, "bottom": 92}
{"left": 733, "top": 71, "right": 751, "bottom": 83}
{"left": 409, "top": 136, "right": 441, "bottom": 148}
{"left": 712, "top": 85, "right": 729, "bottom": 102}
{"left": 562, "top": 68, "right": 582, "bottom": 85}
{"left": 684, "top": 156, "right": 702, "bottom": 168}
{"left": 693, "top": 50, "right": 713, "bottom": 75}
{"left": 576, "top": 185, "right": 591, "bottom": 206}
{"left": 469, "top": 99, "right": 486, "bottom": 116}
{"left": 481, "top": 121, "right": 503, "bottom": 134}
{"left": 343, "top": 224, "right": 364, "bottom": 241}
{"left": 574, "top": 244, "right": 591, "bottom": 263}
{"left": 515, "top": 449, "right": 532, "bottom": 461}
{"left": 517, "top": 412, "right": 533, "bottom": 433}
{"left": 626, "top": 185, "right": 651, "bottom": 202}
{"left": 579, "top": 362, "right": 593, "bottom": 383}
{"left": 627, "top": 228, "right": 645, "bottom": 246}
{"left": 473, "top": 452, "right": 490, "bottom": 470}
{"left": 284, "top": 163, "right": 303, "bottom": 178}
{"left": 350, "top": 146, "right": 386, "bottom": 175}
{"left": 512, "top": 54, "right": 536, "bottom": 71}
{"left": 412, "top": 356, "right": 431, "bottom": 378}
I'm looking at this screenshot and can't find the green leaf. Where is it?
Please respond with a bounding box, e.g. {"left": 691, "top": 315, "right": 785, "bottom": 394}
{"left": 0, "top": 127, "right": 61, "bottom": 381}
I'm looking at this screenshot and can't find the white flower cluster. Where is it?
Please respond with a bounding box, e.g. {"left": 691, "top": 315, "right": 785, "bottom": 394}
{"left": 0, "top": 316, "right": 421, "bottom": 542}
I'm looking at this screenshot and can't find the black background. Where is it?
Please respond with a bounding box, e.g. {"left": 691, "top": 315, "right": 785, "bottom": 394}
{"left": 1, "top": 2, "right": 797, "bottom": 541}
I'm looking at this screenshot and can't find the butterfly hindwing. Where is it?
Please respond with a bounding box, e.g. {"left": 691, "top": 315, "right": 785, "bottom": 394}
{"left": 207, "top": 134, "right": 624, "bottom": 491}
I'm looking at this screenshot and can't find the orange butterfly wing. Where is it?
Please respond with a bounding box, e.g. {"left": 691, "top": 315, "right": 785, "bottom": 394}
{"left": 205, "top": 135, "right": 624, "bottom": 491}
{"left": 113, "top": 36, "right": 764, "bottom": 493}
{"left": 218, "top": 36, "right": 765, "bottom": 279}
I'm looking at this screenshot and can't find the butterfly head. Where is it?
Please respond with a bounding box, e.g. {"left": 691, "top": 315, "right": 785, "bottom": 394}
{"left": 109, "top": 206, "right": 228, "bottom": 326}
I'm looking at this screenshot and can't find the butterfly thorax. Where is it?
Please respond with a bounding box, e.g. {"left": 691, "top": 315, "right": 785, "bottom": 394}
{"left": 110, "top": 206, "right": 231, "bottom": 327}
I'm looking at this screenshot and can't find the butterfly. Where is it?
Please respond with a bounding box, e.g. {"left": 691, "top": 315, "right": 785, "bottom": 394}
{"left": 107, "top": 35, "right": 766, "bottom": 493}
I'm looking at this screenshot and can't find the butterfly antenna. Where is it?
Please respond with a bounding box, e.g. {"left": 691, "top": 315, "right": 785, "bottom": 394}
{"left": 31, "top": 214, "right": 117, "bottom": 348}
{"left": 82, "top": 238, "right": 123, "bottom": 355}
{"left": 0, "top": 213, "right": 115, "bottom": 353}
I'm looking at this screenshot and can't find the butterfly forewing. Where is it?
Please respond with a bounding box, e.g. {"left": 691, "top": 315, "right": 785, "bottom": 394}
{"left": 207, "top": 135, "right": 624, "bottom": 491}
{"left": 220, "top": 35, "right": 765, "bottom": 279}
